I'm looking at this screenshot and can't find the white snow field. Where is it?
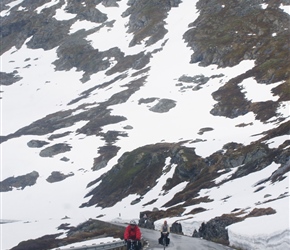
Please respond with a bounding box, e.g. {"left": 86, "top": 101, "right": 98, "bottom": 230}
{"left": 0, "top": 0, "right": 289, "bottom": 249}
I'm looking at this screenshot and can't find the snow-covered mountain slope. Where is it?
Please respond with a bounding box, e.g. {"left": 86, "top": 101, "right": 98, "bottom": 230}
{"left": 0, "top": 0, "right": 289, "bottom": 249}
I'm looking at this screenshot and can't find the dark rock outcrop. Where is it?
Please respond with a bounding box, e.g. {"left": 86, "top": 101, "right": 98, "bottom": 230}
{"left": 183, "top": 0, "right": 290, "bottom": 120}
{"left": 92, "top": 145, "right": 120, "bottom": 171}
{"left": 192, "top": 214, "right": 243, "bottom": 245}
{"left": 27, "top": 139, "right": 49, "bottom": 148}
{"left": 10, "top": 219, "right": 124, "bottom": 250}
{"left": 81, "top": 143, "right": 204, "bottom": 208}
{"left": 138, "top": 217, "right": 155, "bottom": 230}
{"left": 0, "top": 71, "right": 22, "bottom": 86}
{"left": 39, "top": 143, "right": 72, "bottom": 157}
{"left": 46, "top": 171, "right": 74, "bottom": 183}
{"left": 123, "top": 0, "right": 182, "bottom": 47}
{"left": 149, "top": 98, "right": 176, "bottom": 113}
{"left": 192, "top": 207, "right": 277, "bottom": 245}
{"left": 0, "top": 171, "right": 39, "bottom": 192}
{"left": 170, "top": 222, "right": 183, "bottom": 234}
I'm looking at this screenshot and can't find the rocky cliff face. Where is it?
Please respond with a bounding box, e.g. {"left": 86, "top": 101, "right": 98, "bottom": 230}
{"left": 0, "top": 0, "right": 289, "bottom": 249}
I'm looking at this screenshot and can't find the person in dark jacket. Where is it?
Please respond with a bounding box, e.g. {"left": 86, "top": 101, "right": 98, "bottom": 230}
{"left": 124, "top": 220, "right": 142, "bottom": 249}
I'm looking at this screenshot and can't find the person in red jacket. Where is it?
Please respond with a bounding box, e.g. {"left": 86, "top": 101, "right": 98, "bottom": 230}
{"left": 124, "top": 220, "right": 142, "bottom": 249}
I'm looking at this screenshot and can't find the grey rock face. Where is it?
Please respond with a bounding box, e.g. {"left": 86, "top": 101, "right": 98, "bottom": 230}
{"left": 46, "top": 171, "right": 74, "bottom": 183}
{"left": 27, "top": 139, "right": 49, "bottom": 148}
{"left": 39, "top": 143, "right": 72, "bottom": 157}
{"left": 149, "top": 99, "right": 176, "bottom": 113}
{"left": 138, "top": 217, "right": 155, "bottom": 230}
{"left": 192, "top": 215, "right": 243, "bottom": 245}
{"left": 0, "top": 171, "right": 39, "bottom": 192}
{"left": 0, "top": 72, "right": 22, "bottom": 86}
{"left": 170, "top": 222, "right": 183, "bottom": 234}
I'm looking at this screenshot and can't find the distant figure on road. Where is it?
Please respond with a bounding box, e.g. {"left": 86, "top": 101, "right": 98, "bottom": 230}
{"left": 124, "top": 220, "right": 142, "bottom": 249}
{"left": 158, "top": 220, "right": 170, "bottom": 246}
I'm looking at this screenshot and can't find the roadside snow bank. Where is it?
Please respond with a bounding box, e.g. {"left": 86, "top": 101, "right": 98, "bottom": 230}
{"left": 228, "top": 198, "right": 290, "bottom": 250}
{"left": 229, "top": 226, "right": 290, "bottom": 250}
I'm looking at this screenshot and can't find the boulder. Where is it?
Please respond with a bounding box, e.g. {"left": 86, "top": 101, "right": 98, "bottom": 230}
{"left": 192, "top": 214, "right": 243, "bottom": 245}
{"left": 138, "top": 216, "right": 155, "bottom": 230}
{"left": 170, "top": 222, "right": 183, "bottom": 234}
